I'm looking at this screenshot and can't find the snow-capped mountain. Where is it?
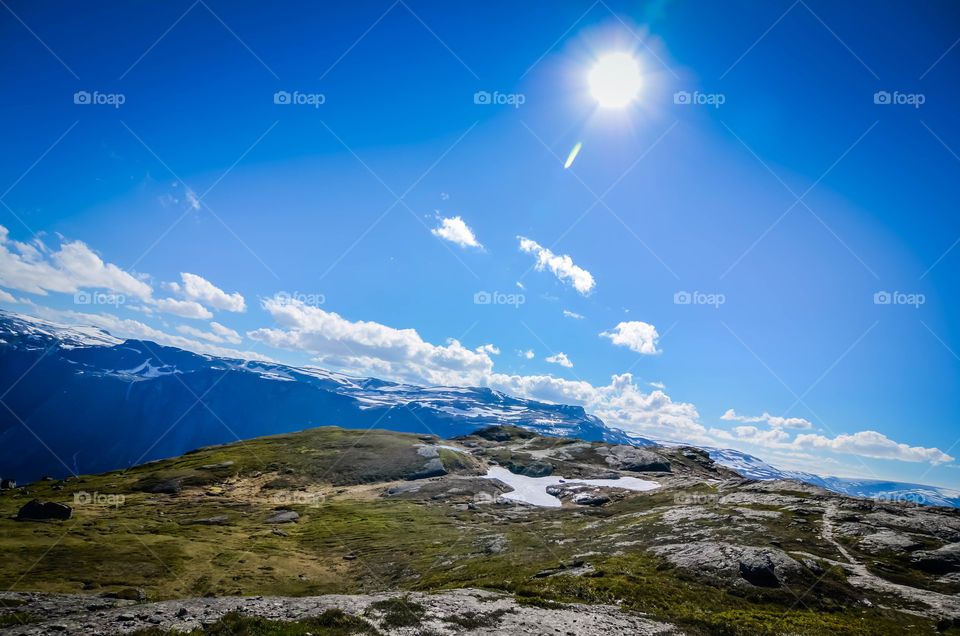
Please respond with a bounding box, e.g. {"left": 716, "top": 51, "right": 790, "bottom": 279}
{"left": 709, "top": 448, "right": 960, "bottom": 509}
{"left": 1, "top": 311, "right": 955, "bottom": 509}
{"left": 0, "top": 311, "right": 639, "bottom": 483}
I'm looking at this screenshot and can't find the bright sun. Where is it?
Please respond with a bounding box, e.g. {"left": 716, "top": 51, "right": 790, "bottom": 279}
{"left": 588, "top": 53, "right": 642, "bottom": 108}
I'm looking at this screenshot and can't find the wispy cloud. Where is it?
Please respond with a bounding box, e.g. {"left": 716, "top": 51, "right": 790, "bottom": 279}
{"left": 721, "top": 408, "right": 812, "bottom": 430}
{"left": 517, "top": 236, "right": 595, "bottom": 295}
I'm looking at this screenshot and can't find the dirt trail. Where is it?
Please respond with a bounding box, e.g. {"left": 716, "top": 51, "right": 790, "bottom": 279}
{"left": 821, "top": 502, "right": 960, "bottom": 619}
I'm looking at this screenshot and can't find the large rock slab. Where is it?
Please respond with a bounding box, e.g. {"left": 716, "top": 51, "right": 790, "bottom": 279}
{"left": 16, "top": 500, "right": 72, "bottom": 521}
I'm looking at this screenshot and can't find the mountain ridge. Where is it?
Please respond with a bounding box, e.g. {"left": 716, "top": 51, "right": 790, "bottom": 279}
{"left": 1, "top": 310, "right": 955, "bottom": 510}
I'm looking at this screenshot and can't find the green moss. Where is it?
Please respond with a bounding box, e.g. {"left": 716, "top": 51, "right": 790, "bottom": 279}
{"left": 366, "top": 597, "right": 425, "bottom": 628}
{"left": 0, "top": 613, "right": 36, "bottom": 627}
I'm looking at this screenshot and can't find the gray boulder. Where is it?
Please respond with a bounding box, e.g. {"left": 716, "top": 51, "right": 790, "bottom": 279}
{"left": 407, "top": 458, "right": 447, "bottom": 480}
{"left": 17, "top": 500, "right": 72, "bottom": 521}
{"left": 603, "top": 446, "right": 670, "bottom": 472}
{"left": 265, "top": 510, "right": 300, "bottom": 524}
{"left": 912, "top": 543, "right": 960, "bottom": 574}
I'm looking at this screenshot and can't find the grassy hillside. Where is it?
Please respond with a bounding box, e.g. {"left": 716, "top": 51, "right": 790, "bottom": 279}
{"left": 0, "top": 426, "right": 955, "bottom": 635}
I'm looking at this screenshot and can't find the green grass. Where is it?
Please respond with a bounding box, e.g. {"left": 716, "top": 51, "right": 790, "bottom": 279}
{"left": 0, "top": 425, "right": 953, "bottom": 636}
{"left": 366, "top": 597, "right": 425, "bottom": 628}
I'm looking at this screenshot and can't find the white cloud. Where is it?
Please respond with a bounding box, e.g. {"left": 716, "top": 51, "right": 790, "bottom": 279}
{"left": 650, "top": 381, "right": 666, "bottom": 390}
{"left": 517, "top": 236, "right": 595, "bottom": 295}
{"left": 431, "top": 216, "right": 482, "bottom": 249}
{"left": 177, "top": 321, "right": 242, "bottom": 345}
{"left": 0, "top": 289, "right": 18, "bottom": 304}
{"left": 711, "top": 425, "right": 954, "bottom": 466}
{"left": 794, "top": 431, "right": 954, "bottom": 465}
{"left": 168, "top": 272, "right": 246, "bottom": 312}
{"left": 600, "top": 321, "right": 660, "bottom": 355}
{"left": 248, "top": 297, "right": 494, "bottom": 386}
{"left": 721, "top": 409, "right": 812, "bottom": 430}
{"left": 518, "top": 349, "right": 535, "bottom": 359}
{"left": 209, "top": 321, "right": 242, "bottom": 344}
{"left": 562, "top": 310, "right": 584, "bottom": 320}
{"left": 0, "top": 225, "right": 152, "bottom": 301}
{"left": 545, "top": 352, "right": 573, "bottom": 368}
{"left": 154, "top": 298, "right": 213, "bottom": 320}
{"left": 24, "top": 304, "right": 269, "bottom": 362}
{"left": 245, "top": 298, "right": 706, "bottom": 444}
{"left": 516, "top": 281, "right": 525, "bottom": 290}
{"left": 488, "top": 372, "right": 708, "bottom": 444}
{"left": 476, "top": 344, "right": 500, "bottom": 355}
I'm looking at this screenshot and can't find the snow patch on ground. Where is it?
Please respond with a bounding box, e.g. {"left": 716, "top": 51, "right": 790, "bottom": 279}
{"left": 483, "top": 466, "right": 659, "bottom": 507}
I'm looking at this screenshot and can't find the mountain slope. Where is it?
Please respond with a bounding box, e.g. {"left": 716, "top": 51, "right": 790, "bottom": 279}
{"left": 0, "top": 312, "right": 639, "bottom": 483}
{"left": 709, "top": 448, "right": 960, "bottom": 509}
{"left": 0, "top": 425, "right": 957, "bottom": 635}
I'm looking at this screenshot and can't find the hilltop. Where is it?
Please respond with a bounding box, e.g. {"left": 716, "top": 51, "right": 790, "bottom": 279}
{"left": 0, "top": 425, "right": 958, "bottom": 635}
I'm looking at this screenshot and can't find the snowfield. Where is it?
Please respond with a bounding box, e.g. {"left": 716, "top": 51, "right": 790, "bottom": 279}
{"left": 483, "top": 466, "right": 659, "bottom": 507}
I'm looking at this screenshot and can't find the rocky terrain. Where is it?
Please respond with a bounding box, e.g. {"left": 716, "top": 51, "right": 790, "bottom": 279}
{"left": 0, "top": 588, "right": 676, "bottom": 635}
{"left": 0, "top": 424, "right": 958, "bottom": 634}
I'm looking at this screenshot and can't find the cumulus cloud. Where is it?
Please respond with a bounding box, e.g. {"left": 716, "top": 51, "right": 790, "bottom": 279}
{"left": 168, "top": 272, "right": 246, "bottom": 312}
{"left": 710, "top": 425, "right": 954, "bottom": 465}
{"left": 154, "top": 298, "right": 213, "bottom": 320}
{"left": 248, "top": 297, "right": 495, "bottom": 386}
{"left": 0, "top": 225, "right": 152, "bottom": 300}
{"left": 476, "top": 344, "right": 500, "bottom": 355}
{"left": 245, "top": 298, "right": 705, "bottom": 443}
{"left": 517, "top": 236, "right": 595, "bottom": 295}
{"left": 431, "top": 216, "right": 482, "bottom": 249}
{"left": 562, "top": 310, "right": 584, "bottom": 320}
{"left": 545, "top": 352, "right": 573, "bottom": 368}
{"left": 518, "top": 349, "right": 535, "bottom": 359}
{"left": 721, "top": 409, "right": 812, "bottom": 430}
{"left": 600, "top": 321, "right": 660, "bottom": 355}
{"left": 488, "top": 372, "right": 708, "bottom": 443}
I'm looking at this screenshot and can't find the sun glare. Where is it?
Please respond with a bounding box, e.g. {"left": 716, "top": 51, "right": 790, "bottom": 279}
{"left": 588, "top": 52, "right": 642, "bottom": 108}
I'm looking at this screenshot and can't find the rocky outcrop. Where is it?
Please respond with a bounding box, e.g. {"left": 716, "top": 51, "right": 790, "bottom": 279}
{"left": 598, "top": 446, "right": 670, "bottom": 473}
{"left": 650, "top": 542, "right": 802, "bottom": 587}
{"left": 0, "top": 588, "right": 677, "bottom": 635}
{"left": 265, "top": 510, "right": 299, "bottom": 524}
{"left": 15, "top": 500, "right": 72, "bottom": 521}
{"left": 912, "top": 543, "right": 960, "bottom": 574}
{"left": 858, "top": 531, "right": 923, "bottom": 554}
{"left": 407, "top": 458, "right": 447, "bottom": 480}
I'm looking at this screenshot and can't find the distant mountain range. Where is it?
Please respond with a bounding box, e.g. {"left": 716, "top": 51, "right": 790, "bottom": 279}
{"left": 708, "top": 447, "right": 960, "bottom": 509}
{"left": 0, "top": 310, "right": 956, "bottom": 509}
{"left": 0, "top": 311, "right": 640, "bottom": 483}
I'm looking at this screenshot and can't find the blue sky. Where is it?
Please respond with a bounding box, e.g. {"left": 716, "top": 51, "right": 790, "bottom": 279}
{"left": 1, "top": 0, "right": 959, "bottom": 488}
